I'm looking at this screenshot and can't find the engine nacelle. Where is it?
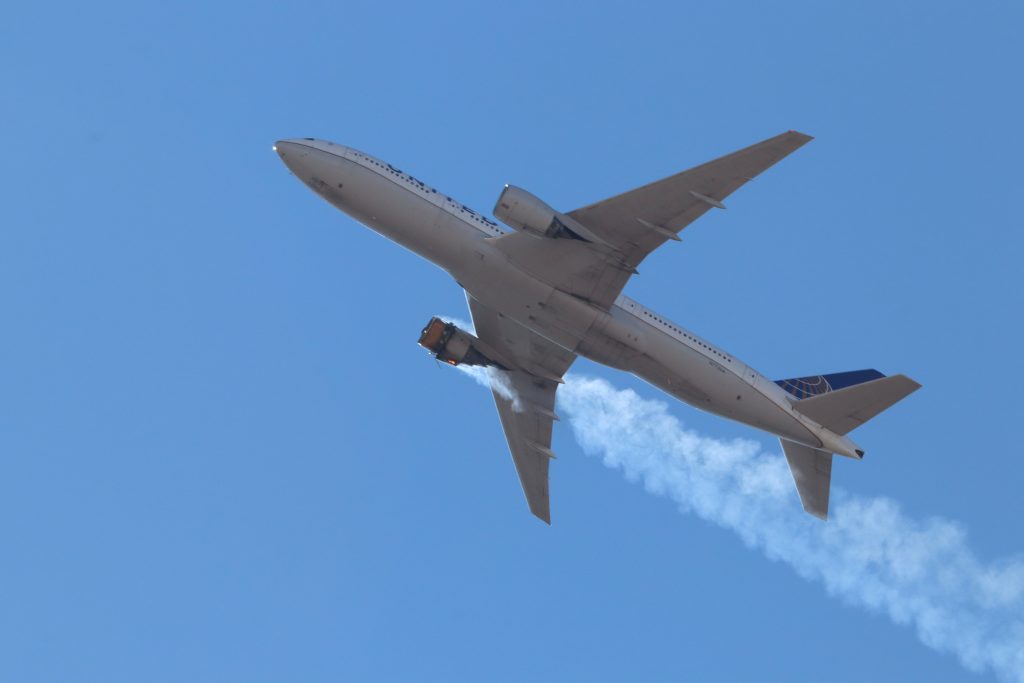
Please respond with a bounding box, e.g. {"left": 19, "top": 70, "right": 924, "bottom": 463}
{"left": 493, "top": 185, "right": 614, "bottom": 249}
{"left": 417, "top": 317, "right": 508, "bottom": 369}
{"left": 493, "top": 185, "right": 564, "bottom": 238}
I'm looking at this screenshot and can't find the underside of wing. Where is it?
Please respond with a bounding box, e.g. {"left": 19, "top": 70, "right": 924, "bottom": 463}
{"left": 568, "top": 131, "right": 813, "bottom": 267}
{"left": 489, "top": 370, "right": 562, "bottom": 523}
{"left": 468, "top": 295, "right": 575, "bottom": 523}
{"left": 490, "top": 230, "right": 633, "bottom": 311}
{"left": 490, "top": 131, "right": 813, "bottom": 310}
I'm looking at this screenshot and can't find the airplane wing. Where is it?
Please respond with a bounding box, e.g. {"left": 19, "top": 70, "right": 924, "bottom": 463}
{"left": 568, "top": 131, "right": 813, "bottom": 267}
{"left": 492, "top": 131, "right": 812, "bottom": 309}
{"left": 468, "top": 295, "right": 576, "bottom": 523}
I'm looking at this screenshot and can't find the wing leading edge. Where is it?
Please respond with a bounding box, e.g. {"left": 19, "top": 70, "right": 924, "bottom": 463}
{"left": 467, "top": 296, "right": 576, "bottom": 523}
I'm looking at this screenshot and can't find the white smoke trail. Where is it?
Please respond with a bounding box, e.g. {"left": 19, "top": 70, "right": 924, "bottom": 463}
{"left": 455, "top": 364, "right": 521, "bottom": 409}
{"left": 558, "top": 375, "right": 1024, "bottom": 683}
{"left": 439, "top": 314, "right": 522, "bottom": 409}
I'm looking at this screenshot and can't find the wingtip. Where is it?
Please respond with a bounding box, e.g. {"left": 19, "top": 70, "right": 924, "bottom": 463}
{"left": 787, "top": 130, "right": 815, "bottom": 142}
{"left": 530, "top": 505, "right": 552, "bottom": 525}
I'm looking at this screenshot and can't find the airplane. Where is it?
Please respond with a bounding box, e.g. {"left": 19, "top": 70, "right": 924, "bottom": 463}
{"left": 274, "top": 131, "right": 920, "bottom": 524}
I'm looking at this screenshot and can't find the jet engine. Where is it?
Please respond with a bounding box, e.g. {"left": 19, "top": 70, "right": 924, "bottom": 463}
{"left": 418, "top": 317, "right": 508, "bottom": 369}
{"left": 493, "top": 185, "right": 610, "bottom": 246}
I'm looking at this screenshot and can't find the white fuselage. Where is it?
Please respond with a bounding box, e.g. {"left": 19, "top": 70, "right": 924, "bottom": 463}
{"left": 275, "top": 139, "right": 861, "bottom": 459}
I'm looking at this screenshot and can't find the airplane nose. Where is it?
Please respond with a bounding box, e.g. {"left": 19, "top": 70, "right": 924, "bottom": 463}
{"left": 273, "top": 140, "right": 311, "bottom": 175}
{"left": 273, "top": 140, "right": 296, "bottom": 158}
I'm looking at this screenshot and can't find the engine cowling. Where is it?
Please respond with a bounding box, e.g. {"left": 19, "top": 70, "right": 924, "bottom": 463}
{"left": 417, "top": 317, "right": 508, "bottom": 369}
{"left": 493, "top": 185, "right": 570, "bottom": 238}
{"left": 493, "top": 185, "right": 614, "bottom": 249}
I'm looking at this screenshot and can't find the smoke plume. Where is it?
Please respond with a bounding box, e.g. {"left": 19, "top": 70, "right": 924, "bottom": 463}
{"left": 440, "top": 314, "right": 522, "bottom": 409}
{"left": 558, "top": 375, "right": 1024, "bottom": 682}
{"left": 456, "top": 364, "right": 521, "bottom": 409}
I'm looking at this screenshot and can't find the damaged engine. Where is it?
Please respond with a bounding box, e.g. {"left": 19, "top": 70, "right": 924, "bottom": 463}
{"left": 417, "top": 317, "right": 508, "bottom": 369}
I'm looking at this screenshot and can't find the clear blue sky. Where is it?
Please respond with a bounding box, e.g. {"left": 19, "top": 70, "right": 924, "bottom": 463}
{"left": 3, "top": 1, "right": 1023, "bottom": 681}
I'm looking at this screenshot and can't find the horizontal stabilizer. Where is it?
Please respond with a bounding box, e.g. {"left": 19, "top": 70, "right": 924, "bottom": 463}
{"left": 780, "top": 439, "right": 832, "bottom": 520}
{"left": 792, "top": 374, "right": 921, "bottom": 435}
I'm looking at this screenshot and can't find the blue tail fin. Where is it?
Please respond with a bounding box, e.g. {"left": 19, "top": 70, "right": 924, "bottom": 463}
{"left": 775, "top": 369, "right": 885, "bottom": 400}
